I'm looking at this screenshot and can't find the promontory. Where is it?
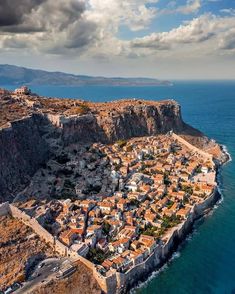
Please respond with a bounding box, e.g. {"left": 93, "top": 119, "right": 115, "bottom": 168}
{"left": 0, "top": 87, "right": 228, "bottom": 294}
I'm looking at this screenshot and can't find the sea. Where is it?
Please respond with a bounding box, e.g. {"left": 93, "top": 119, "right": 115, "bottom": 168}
{"left": 4, "top": 81, "right": 235, "bottom": 294}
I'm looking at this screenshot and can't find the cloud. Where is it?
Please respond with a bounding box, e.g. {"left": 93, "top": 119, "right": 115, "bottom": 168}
{"left": 0, "top": 0, "right": 46, "bottom": 31}
{"left": 220, "top": 8, "right": 235, "bottom": 16}
{"left": 131, "top": 15, "right": 215, "bottom": 50}
{"left": 129, "top": 14, "right": 235, "bottom": 56}
{"left": 177, "top": 0, "right": 201, "bottom": 14}
{"left": 219, "top": 29, "right": 235, "bottom": 50}
{"left": 0, "top": 0, "right": 99, "bottom": 54}
{"left": 0, "top": 0, "right": 158, "bottom": 56}
{"left": 1, "top": 0, "right": 235, "bottom": 61}
{"left": 160, "top": 0, "right": 201, "bottom": 15}
{"left": 86, "top": 0, "right": 158, "bottom": 32}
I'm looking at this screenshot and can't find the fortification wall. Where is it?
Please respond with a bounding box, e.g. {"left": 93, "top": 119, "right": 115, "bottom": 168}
{"left": 113, "top": 189, "right": 219, "bottom": 293}
{"left": 172, "top": 133, "right": 213, "bottom": 161}
{"left": 194, "top": 187, "right": 219, "bottom": 216}
{"left": 8, "top": 204, "right": 109, "bottom": 291}
{"left": 161, "top": 229, "right": 179, "bottom": 258}
{"left": 93, "top": 270, "right": 117, "bottom": 294}
{"left": 9, "top": 204, "right": 73, "bottom": 257}
{"left": 4, "top": 188, "right": 219, "bottom": 294}
{"left": 120, "top": 248, "right": 161, "bottom": 293}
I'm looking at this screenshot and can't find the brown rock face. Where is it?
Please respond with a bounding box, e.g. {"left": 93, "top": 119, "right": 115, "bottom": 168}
{"left": 0, "top": 114, "right": 50, "bottom": 202}
{"left": 0, "top": 98, "right": 208, "bottom": 202}
{"left": 61, "top": 100, "right": 203, "bottom": 145}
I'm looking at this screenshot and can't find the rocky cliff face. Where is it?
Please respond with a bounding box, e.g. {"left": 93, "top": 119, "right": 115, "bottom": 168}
{"left": 0, "top": 114, "right": 50, "bottom": 202}
{"left": 0, "top": 98, "right": 210, "bottom": 202}
{"left": 61, "top": 100, "right": 203, "bottom": 145}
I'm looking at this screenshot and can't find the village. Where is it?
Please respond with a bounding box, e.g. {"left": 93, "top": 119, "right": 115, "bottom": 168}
{"left": 15, "top": 132, "right": 217, "bottom": 279}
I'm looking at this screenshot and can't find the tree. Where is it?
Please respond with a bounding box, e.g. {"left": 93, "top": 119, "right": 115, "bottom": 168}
{"left": 116, "top": 140, "right": 127, "bottom": 148}
{"left": 87, "top": 248, "right": 106, "bottom": 264}
{"left": 102, "top": 222, "right": 111, "bottom": 235}
{"left": 142, "top": 225, "right": 157, "bottom": 237}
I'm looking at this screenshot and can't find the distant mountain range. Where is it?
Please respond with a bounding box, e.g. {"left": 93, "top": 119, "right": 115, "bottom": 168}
{"left": 0, "top": 64, "right": 171, "bottom": 86}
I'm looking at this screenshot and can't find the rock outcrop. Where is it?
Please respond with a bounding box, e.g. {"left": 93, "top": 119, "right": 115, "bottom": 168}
{"left": 0, "top": 114, "right": 50, "bottom": 202}
{"left": 61, "top": 100, "right": 203, "bottom": 145}
{"left": 0, "top": 96, "right": 217, "bottom": 202}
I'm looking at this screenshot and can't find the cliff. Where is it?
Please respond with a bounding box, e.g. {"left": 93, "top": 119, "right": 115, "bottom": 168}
{"left": 0, "top": 94, "right": 221, "bottom": 202}
{"left": 0, "top": 115, "right": 50, "bottom": 202}
{"left": 61, "top": 100, "right": 203, "bottom": 144}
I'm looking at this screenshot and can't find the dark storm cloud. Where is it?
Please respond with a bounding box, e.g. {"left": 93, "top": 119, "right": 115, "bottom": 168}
{"left": 0, "top": 0, "right": 45, "bottom": 27}
{"left": 0, "top": 0, "right": 98, "bottom": 54}
{"left": 65, "top": 22, "right": 98, "bottom": 49}
{"left": 222, "top": 40, "right": 235, "bottom": 50}
{"left": 0, "top": 0, "right": 86, "bottom": 33}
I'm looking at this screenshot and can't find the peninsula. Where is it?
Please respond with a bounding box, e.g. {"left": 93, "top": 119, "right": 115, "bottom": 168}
{"left": 0, "top": 65, "right": 171, "bottom": 86}
{"left": 0, "top": 87, "right": 229, "bottom": 294}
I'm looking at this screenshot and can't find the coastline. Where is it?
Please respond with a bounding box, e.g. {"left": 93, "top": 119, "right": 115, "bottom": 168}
{"left": 221, "top": 145, "right": 232, "bottom": 164}
{"left": 128, "top": 145, "right": 231, "bottom": 294}
{"left": 0, "top": 89, "right": 232, "bottom": 293}
{"left": 0, "top": 142, "right": 230, "bottom": 294}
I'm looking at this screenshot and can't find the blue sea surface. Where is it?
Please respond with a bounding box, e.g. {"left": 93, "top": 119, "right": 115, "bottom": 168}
{"left": 4, "top": 81, "right": 235, "bottom": 293}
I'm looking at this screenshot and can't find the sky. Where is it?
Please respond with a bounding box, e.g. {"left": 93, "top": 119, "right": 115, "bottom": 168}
{"left": 0, "top": 0, "right": 235, "bottom": 79}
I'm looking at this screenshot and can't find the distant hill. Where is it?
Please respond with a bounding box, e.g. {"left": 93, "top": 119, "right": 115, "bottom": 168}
{"left": 0, "top": 64, "right": 171, "bottom": 86}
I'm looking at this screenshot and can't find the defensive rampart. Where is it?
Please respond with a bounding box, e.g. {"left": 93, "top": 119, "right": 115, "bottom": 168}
{"left": 0, "top": 186, "right": 219, "bottom": 294}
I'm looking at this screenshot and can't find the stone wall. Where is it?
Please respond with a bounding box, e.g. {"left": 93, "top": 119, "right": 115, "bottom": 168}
{"left": 172, "top": 133, "right": 213, "bottom": 162}
{"left": 0, "top": 188, "right": 219, "bottom": 293}
{"left": 7, "top": 204, "right": 109, "bottom": 292}
{"left": 118, "top": 248, "right": 161, "bottom": 293}
{"left": 108, "top": 188, "right": 219, "bottom": 293}
{"left": 193, "top": 186, "right": 219, "bottom": 216}
{"left": 9, "top": 204, "right": 76, "bottom": 258}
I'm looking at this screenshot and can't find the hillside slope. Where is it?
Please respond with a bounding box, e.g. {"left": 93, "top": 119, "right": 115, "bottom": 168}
{"left": 0, "top": 64, "right": 170, "bottom": 86}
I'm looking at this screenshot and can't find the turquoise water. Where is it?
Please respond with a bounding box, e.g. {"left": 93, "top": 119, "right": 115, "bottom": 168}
{"left": 4, "top": 81, "right": 235, "bottom": 293}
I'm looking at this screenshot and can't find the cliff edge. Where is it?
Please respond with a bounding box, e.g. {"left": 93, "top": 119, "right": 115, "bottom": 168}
{"left": 0, "top": 93, "right": 224, "bottom": 202}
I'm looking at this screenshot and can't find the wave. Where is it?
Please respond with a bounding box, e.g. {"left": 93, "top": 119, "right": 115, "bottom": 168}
{"left": 221, "top": 144, "right": 232, "bottom": 163}
{"left": 130, "top": 252, "right": 181, "bottom": 293}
